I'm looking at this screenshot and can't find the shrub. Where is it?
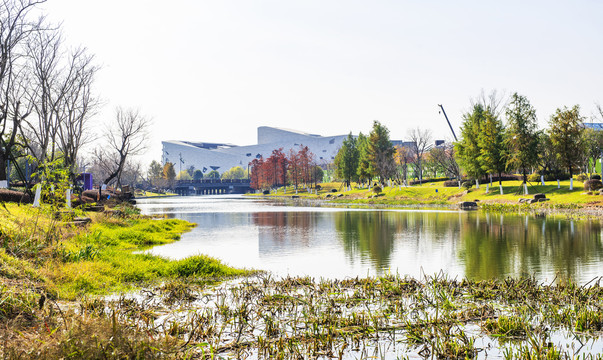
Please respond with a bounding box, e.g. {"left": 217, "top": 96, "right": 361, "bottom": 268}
{"left": 315, "top": 184, "right": 321, "bottom": 190}
{"left": 531, "top": 170, "right": 570, "bottom": 181}
{"left": 409, "top": 177, "right": 449, "bottom": 185}
{"left": 461, "top": 181, "right": 473, "bottom": 190}
{"left": 372, "top": 185, "right": 382, "bottom": 194}
{"left": 592, "top": 174, "right": 601, "bottom": 180}
{"left": 443, "top": 180, "right": 459, "bottom": 187}
{"left": 171, "top": 255, "right": 242, "bottom": 278}
{"left": 575, "top": 174, "right": 588, "bottom": 182}
{"left": 583, "top": 179, "right": 602, "bottom": 191}
{"left": 262, "top": 190, "right": 270, "bottom": 195}
{"left": 527, "top": 173, "right": 540, "bottom": 183}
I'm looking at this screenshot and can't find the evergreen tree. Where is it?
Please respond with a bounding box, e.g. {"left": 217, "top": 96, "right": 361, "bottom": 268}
{"left": 455, "top": 104, "right": 486, "bottom": 180}
{"left": 356, "top": 133, "right": 372, "bottom": 185}
{"left": 549, "top": 105, "right": 585, "bottom": 177}
{"left": 334, "top": 133, "right": 359, "bottom": 188}
{"left": 367, "top": 120, "right": 395, "bottom": 185}
{"left": 193, "top": 169, "right": 204, "bottom": 180}
{"left": 206, "top": 170, "right": 220, "bottom": 179}
{"left": 504, "top": 93, "right": 539, "bottom": 184}
{"left": 478, "top": 109, "right": 506, "bottom": 184}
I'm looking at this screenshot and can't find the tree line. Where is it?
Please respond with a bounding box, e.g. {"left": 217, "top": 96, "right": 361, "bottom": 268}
{"left": 1, "top": 0, "right": 152, "bottom": 199}
{"left": 331, "top": 93, "right": 603, "bottom": 190}
{"left": 249, "top": 146, "right": 323, "bottom": 191}
{"left": 455, "top": 92, "right": 603, "bottom": 186}
{"left": 333, "top": 121, "right": 457, "bottom": 188}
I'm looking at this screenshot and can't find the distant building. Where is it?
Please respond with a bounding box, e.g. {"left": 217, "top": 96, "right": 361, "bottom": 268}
{"left": 162, "top": 127, "right": 350, "bottom": 175}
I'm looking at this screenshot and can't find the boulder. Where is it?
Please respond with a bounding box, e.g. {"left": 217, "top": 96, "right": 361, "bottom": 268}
{"left": 459, "top": 201, "right": 478, "bottom": 210}
{"left": 533, "top": 193, "right": 546, "bottom": 200}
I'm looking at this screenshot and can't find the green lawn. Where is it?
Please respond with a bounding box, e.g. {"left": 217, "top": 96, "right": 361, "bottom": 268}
{"left": 258, "top": 179, "right": 602, "bottom": 207}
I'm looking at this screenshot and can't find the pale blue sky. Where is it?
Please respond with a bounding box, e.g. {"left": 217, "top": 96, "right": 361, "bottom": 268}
{"left": 41, "top": 0, "right": 603, "bottom": 164}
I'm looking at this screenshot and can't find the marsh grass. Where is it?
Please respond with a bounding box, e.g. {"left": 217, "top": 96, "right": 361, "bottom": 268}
{"left": 2, "top": 272, "right": 603, "bottom": 359}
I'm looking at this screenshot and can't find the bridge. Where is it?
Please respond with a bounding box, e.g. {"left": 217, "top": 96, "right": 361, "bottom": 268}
{"left": 174, "top": 179, "right": 252, "bottom": 196}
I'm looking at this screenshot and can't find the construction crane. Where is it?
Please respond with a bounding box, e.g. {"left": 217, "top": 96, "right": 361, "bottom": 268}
{"left": 437, "top": 104, "right": 457, "bottom": 141}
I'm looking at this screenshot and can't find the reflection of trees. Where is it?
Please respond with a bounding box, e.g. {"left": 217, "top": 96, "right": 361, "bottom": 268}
{"left": 253, "top": 212, "right": 318, "bottom": 251}
{"left": 335, "top": 212, "right": 396, "bottom": 269}
{"left": 459, "top": 213, "right": 603, "bottom": 280}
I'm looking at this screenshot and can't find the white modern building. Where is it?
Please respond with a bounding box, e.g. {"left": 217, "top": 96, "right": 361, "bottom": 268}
{"left": 162, "top": 126, "right": 350, "bottom": 175}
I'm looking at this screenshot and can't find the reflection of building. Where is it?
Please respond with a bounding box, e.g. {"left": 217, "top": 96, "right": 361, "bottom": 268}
{"left": 162, "top": 127, "right": 350, "bottom": 175}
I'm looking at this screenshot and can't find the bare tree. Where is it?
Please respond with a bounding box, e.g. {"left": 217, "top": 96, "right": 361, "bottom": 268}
{"left": 471, "top": 89, "right": 508, "bottom": 118}
{"left": 21, "top": 25, "right": 99, "bottom": 185}
{"left": 0, "top": 0, "right": 45, "bottom": 183}
{"left": 407, "top": 127, "right": 433, "bottom": 183}
{"left": 95, "top": 107, "right": 150, "bottom": 194}
{"left": 21, "top": 27, "right": 62, "bottom": 163}
{"left": 428, "top": 142, "right": 460, "bottom": 179}
{"left": 55, "top": 47, "right": 99, "bottom": 181}
{"left": 594, "top": 103, "right": 603, "bottom": 122}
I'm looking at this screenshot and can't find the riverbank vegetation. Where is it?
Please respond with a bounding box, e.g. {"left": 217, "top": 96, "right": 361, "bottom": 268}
{"left": 6, "top": 266, "right": 603, "bottom": 359}
{"left": 0, "top": 201, "right": 252, "bottom": 358}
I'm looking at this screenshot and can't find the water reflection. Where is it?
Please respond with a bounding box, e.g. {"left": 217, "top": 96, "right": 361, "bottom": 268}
{"left": 459, "top": 213, "right": 603, "bottom": 281}
{"left": 335, "top": 212, "right": 396, "bottom": 269}
{"left": 137, "top": 196, "right": 603, "bottom": 283}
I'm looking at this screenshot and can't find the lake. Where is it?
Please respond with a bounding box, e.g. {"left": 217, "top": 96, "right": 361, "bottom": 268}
{"left": 137, "top": 195, "right": 603, "bottom": 283}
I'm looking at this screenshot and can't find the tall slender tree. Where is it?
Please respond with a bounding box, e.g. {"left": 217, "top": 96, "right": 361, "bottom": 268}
{"left": 455, "top": 104, "right": 486, "bottom": 180}
{"left": 504, "top": 93, "right": 539, "bottom": 184}
{"left": 334, "top": 133, "right": 359, "bottom": 188}
{"left": 0, "top": 0, "right": 45, "bottom": 183}
{"left": 356, "top": 133, "right": 371, "bottom": 186}
{"left": 367, "top": 121, "right": 395, "bottom": 185}
{"left": 478, "top": 109, "right": 506, "bottom": 184}
{"left": 549, "top": 105, "right": 585, "bottom": 178}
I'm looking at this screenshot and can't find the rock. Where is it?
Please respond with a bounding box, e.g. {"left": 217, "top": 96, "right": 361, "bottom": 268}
{"left": 459, "top": 201, "right": 478, "bottom": 210}
{"left": 538, "top": 198, "right": 550, "bottom": 202}
{"left": 86, "top": 205, "right": 105, "bottom": 212}
{"left": 337, "top": 193, "right": 343, "bottom": 197}
{"left": 518, "top": 198, "right": 531, "bottom": 203}
{"left": 291, "top": 195, "right": 300, "bottom": 199}
{"left": 533, "top": 193, "right": 546, "bottom": 200}
{"left": 73, "top": 217, "right": 91, "bottom": 224}
{"left": 65, "top": 217, "right": 91, "bottom": 227}
{"left": 103, "top": 209, "right": 123, "bottom": 217}
{"left": 325, "top": 194, "right": 332, "bottom": 198}
{"left": 331, "top": 189, "right": 337, "bottom": 193}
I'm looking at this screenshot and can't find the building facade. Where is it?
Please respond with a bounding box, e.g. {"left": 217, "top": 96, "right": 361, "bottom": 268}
{"left": 162, "top": 127, "right": 350, "bottom": 175}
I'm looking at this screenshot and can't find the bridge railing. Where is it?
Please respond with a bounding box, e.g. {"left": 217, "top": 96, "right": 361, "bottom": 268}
{"left": 176, "top": 178, "right": 251, "bottom": 185}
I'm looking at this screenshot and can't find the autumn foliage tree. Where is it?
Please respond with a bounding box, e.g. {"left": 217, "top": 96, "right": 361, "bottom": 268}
{"left": 249, "top": 146, "right": 317, "bottom": 190}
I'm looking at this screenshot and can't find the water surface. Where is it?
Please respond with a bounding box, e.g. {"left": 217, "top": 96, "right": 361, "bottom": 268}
{"left": 137, "top": 195, "right": 603, "bottom": 283}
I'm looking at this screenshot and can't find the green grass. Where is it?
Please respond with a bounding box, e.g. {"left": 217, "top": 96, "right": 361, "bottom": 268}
{"left": 255, "top": 179, "right": 603, "bottom": 209}
{"left": 0, "top": 203, "right": 250, "bottom": 301}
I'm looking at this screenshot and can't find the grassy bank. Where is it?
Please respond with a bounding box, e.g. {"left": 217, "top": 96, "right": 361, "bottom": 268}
{"left": 0, "top": 202, "right": 249, "bottom": 358}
